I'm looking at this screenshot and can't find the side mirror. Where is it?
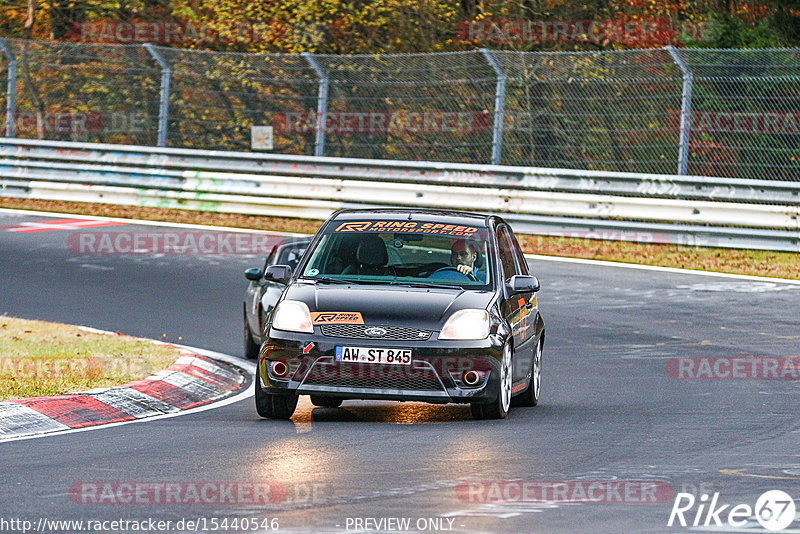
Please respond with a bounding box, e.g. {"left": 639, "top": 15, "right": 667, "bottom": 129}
{"left": 244, "top": 267, "right": 263, "bottom": 281}
{"left": 264, "top": 264, "right": 293, "bottom": 284}
{"left": 507, "top": 275, "right": 540, "bottom": 295}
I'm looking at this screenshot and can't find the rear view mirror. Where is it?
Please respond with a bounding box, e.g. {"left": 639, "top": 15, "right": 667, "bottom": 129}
{"left": 265, "top": 264, "right": 293, "bottom": 284}
{"left": 507, "top": 275, "right": 540, "bottom": 295}
{"left": 394, "top": 232, "right": 423, "bottom": 242}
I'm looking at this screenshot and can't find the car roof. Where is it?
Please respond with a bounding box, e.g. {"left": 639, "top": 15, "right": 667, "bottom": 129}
{"left": 276, "top": 236, "right": 313, "bottom": 246}
{"left": 329, "top": 208, "right": 495, "bottom": 227}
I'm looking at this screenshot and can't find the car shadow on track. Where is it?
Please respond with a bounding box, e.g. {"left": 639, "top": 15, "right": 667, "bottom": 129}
{"left": 247, "top": 398, "right": 552, "bottom": 425}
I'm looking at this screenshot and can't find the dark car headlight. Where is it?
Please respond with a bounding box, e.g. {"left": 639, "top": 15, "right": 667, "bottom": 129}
{"left": 439, "top": 309, "right": 490, "bottom": 340}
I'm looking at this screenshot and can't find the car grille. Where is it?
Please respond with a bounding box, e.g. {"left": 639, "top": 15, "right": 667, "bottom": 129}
{"left": 300, "top": 362, "right": 444, "bottom": 391}
{"left": 320, "top": 324, "right": 432, "bottom": 341}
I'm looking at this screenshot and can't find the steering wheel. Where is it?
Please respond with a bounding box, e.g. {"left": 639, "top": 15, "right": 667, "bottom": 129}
{"left": 429, "top": 266, "right": 477, "bottom": 282}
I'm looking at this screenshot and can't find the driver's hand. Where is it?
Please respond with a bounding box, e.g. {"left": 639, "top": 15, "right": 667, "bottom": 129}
{"left": 456, "top": 264, "right": 471, "bottom": 275}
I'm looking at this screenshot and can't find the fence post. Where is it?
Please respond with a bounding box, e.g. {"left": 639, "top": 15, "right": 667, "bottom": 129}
{"left": 0, "top": 39, "right": 17, "bottom": 137}
{"left": 144, "top": 44, "right": 171, "bottom": 147}
{"left": 665, "top": 46, "right": 693, "bottom": 176}
{"left": 302, "top": 52, "right": 329, "bottom": 157}
{"left": 480, "top": 48, "right": 506, "bottom": 166}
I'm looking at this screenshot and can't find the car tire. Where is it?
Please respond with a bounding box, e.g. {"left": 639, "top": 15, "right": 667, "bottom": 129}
{"left": 512, "top": 337, "right": 542, "bottom": 408}
{"left": 255, "top": 378, "right": 298, "bottom": 420}
{"left": 310, "top": 395, "right": 343, "bottom": 408}
{"left": 244, "top": 310, "right": 260, "bottom": 360}
{"left": 471, "top": 342, "right": 512, "bottom": 420}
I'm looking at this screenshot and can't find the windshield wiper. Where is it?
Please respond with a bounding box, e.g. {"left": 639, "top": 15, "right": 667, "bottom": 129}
{"left": 383, "top": 281, "right": 463, "bottom": 290}
{"left": 307, "top": 277, "right": 461, "bottom": 290}
{"left": 308, "top": 276, "right": 367, "bottom": 285}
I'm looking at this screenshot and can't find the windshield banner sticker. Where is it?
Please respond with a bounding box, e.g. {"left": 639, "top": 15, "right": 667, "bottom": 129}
{"left": 333, "top": 221, "right": 480, "bottom": 238}
{"left": 310, "top": 312, "right": 365, "bottom": 325}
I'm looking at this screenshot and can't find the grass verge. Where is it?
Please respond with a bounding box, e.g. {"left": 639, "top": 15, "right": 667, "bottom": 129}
{"left": 0, "top": 316, "right": 181, "bottom": 401}
{"left": 1, "top": 197, "right": 798, "bottom": 280}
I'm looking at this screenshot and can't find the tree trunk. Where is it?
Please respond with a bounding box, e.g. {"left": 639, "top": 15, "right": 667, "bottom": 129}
{"left": 22, "top": 0, "right": 35, "bottom": 38}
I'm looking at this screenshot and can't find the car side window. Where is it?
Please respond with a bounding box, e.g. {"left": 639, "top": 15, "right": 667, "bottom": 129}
{"left": 262, "top": 245, "right": 279, "bottom": 271}
{"left": 278, "top": 244, "right": 308, "bottom": 273}
{"left": 496, "top": 226, "right": 518, "bottom": 280}
{"left": 509, "top": 231, "right": 529, "bottom": 275}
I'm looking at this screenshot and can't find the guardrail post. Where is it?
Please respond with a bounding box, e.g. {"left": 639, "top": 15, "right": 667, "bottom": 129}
{"left": 144, "top": 44, "right": 171, "bottom": 147}
{"left": 0, "top": 39, "right": 18, "bottom": 137}
{"left": 302, "top": 52, "right": 329, "bottom": 157}
{"left": 666, "top": 46, "right": 693, "bottom": 176}
{"left": 480, "top": 48, "right": 506, "bottom": 166}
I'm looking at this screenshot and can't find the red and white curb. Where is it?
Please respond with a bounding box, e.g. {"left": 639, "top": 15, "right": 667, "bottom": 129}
{"left": 0, "top": 332, "right": 249, "bottom": 442}
{"left": 1, "top": 217, "right": 127, "bottom": 233}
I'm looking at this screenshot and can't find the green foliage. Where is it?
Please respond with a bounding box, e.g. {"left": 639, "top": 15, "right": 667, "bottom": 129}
{"left": 702, "top": 12, "right": 787, "bottom": 48}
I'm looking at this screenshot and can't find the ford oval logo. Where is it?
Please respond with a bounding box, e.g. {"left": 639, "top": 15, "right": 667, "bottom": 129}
{"left": 364, "top": 327, "right": 387, "bottom": 337}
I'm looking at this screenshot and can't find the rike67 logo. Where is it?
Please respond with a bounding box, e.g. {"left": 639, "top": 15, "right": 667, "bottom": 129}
{"left": 668, "top": 490, "right": 797, "bottom": 531}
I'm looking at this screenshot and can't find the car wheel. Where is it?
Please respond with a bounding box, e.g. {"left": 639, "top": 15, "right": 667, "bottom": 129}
{"left": 512, "top": 337, "right": 542, "bottom": 407}
{"left": 244, "top": 310, "right": 260, "bottom": 360}
{"left": 255, "top": 377, "right": 298, "bottom": 420}
{"left": 471, "top": 342, "right": 512, "bottom": 420}
{"left": 310, "top": 395, "right": 343, "bottom": 408}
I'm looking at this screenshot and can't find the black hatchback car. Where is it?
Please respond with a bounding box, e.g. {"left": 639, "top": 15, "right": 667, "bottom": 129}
{"left": 244, "top": 237, "right": 312, "bottom": 359}
{"left": 254, "top": 209, "right": 544, "bottom": 420}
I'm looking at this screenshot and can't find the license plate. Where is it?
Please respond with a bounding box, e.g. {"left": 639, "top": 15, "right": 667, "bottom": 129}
{"left": 335, "top": 346, "right": 412, "bottom": 365}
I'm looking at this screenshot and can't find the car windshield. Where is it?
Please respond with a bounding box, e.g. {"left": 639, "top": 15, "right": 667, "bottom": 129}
{"left": 300, "top": 220, "right": 492, "bottom": 289}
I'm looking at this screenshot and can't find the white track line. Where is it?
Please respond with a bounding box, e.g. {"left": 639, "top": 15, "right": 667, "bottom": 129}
{"left": 0, "top": 344, "right": 255, "bottom": 445}
{"left": 525, "top": 254, "right": 800, "bottom": 286}
{"left": 0, "top": 207, "right": 303, "bottom": 235}
{"left": 1, "top": 207, "right": 798, "bottom": 285}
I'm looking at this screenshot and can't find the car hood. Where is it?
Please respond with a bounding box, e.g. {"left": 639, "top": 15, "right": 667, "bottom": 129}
{"left": 284, "top": 281, "right": 495, "bottom": 328}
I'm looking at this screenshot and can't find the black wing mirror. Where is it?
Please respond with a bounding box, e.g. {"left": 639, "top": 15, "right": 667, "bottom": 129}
{"left": 264, "top": 264, "right": 293, "bottom": 284}
{"left": 507, "top": 275, "right": 540, "bottom": 295}
{"left": 244, "top": 267, "right": 263, "bottom": 281}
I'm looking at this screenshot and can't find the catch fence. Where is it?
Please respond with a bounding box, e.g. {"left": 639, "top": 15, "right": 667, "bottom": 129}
{"left": 1, "top": 39, "right": 799, "bottom": 181}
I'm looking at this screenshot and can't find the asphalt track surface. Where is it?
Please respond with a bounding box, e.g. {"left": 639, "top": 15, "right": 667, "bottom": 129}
{"left": 1, "top": 210, "right": 799, "bottom": 534}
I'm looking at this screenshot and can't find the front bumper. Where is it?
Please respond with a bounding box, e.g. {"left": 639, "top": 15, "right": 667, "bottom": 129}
{"left": 258, "top": 329, "right": 504, "bottom": 404}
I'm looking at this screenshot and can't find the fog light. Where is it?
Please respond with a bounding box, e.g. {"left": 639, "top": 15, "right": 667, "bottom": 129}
{"left": 463, "top": 370, "right": 481, "bottom": 386}
{"left": 271, "top": 361, "right": 288, "bottom": 377}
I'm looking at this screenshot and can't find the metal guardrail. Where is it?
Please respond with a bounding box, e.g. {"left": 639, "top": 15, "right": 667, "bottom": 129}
{"left": 0, "top": 138, "right": 798, "bottom": 252}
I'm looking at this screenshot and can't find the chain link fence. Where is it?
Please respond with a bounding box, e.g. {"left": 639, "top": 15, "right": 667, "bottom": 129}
{"left": 0, "top": 39, "right": 161, "bottom": 146}
{"left": 1, "top": 38, "right": 798, "bottom": 180}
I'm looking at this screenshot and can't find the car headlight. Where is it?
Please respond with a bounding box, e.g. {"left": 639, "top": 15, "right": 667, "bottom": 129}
{"left": 271, "top": 300, "right": 313, "bottom": 334}
{"left": 439, "top": 309, "right": 490, "bottom": 340}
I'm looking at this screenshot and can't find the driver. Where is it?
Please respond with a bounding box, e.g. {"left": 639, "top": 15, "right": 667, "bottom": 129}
{"left": 451, "top": 239, "right": 478, "bottom": 277}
